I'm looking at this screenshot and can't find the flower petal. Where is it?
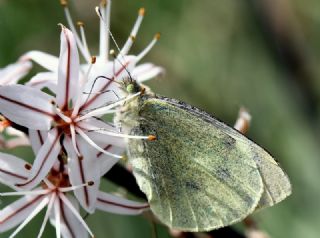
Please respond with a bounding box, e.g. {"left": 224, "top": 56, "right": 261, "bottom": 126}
{"left": 0, "top": 61, "right": 32, "bottom": 85}
{"left": 26, "top": 72, "right": 58, "bottom": 93}
{"left": 96, "top": 191, "right": 149, "bottom": 215}
{"left": 50, "top": 195, "right": 89, "bottom": 238}
{"left": 16, "top": 129, "right": 61, "bottom": 189}
{"left": 79, "top": 119, "right": 125, "bottom": 176}
{"left": 20, "top": 50, "right": 59, "bottom": 72}
{"left": 0, "top": 152, "right": 30, "bottom": 188}
{"left": 0, "top": 85, "right": 55, "bottom": 130}
{"left": 64, "top": 136, "right": 100, "bottom": 213}
{"left": 29, "top": 129, "right": 48, "bottom": 154}
{"left": 132, "top": 63, "right": 165, "bottom": 83}
{"left": 56, "top": 27, "right": 80, "bottom": 110}
{"left": 0, "top": 193, "right": 49, "bottom": 232}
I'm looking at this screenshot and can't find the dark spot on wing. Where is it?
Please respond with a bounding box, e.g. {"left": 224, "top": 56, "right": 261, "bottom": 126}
{"left": 216, "top": 167, "right": 231, "bottom": 181}
{"left": 223, "top": 136, "right": 236, "bottom": 148}
{"left": 185, "top": 181, "right": 201, "bottom": 191}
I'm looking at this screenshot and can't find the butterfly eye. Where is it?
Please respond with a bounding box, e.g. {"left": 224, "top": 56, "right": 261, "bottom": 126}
{"left": 126, "top": 83, "right": 136, "bottom": 94}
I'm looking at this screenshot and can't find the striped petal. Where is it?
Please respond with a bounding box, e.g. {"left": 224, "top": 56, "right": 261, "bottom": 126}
{"left": 27, "top": 72, "right": 57, "bottom": 92}
{"left": 50, "top": 195, "right": 89, "bottom": 238}
{"left": 28, "top": 129, "right": 48, "bottom": 154}
{"left": 0, "top": 152, "right": 30, "bottom": 188}
{"left": 20, "top": 50, "right": 59, "bottom": 72}
{"left": 96, "top": 191, "right": 149, "bottom": 215}
{"left": 64, "top": 136, "right": 100, "bottom": 213}
{"left": 0, "top": 61, "right": 32, "bottom": 85}
{"left": 0, "top": 85, "right": 55, "bottom": 130}
{"left": 16, "top": 129, "right": 61, "bottom": 189}
{"left": 56, "top": 26, "right": 80, "bottom": 110}
{"left": 0, "top": 194, "right": 49, "bottom": 232}
{"left": 132, "top": 63, "right": 164, "bottom": 83}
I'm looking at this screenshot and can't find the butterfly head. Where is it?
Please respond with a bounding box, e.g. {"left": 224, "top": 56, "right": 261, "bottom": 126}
{"left": 122, "top": 78, "right": 145, "bottom": 95}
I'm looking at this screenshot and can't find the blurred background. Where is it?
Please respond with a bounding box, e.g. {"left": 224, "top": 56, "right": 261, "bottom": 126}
{"left": 1, "top": 0, "right": 320, "bottom": 237}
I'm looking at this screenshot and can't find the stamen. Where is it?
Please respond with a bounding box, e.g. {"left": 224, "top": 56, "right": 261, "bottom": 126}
{"left": 76, "top": 127, "right": 122, "bottom": 159}
{"left": 75, "top": 92, "right": 140, "bottom": 121}
{"left": 96, "top": 5, "right": 122, "bottom": 61}
{"left": 9, "top": 196, "right": 49, "bottom": 238}
{"left": 53, "top": 106, "right": 72, "bottom": 123}
{"left": 98, "top": 0, "right": 111, "bottom": 62}
{"left": 72, "top": 56, "right": 97, "bottom": 117}
{"left": 77, "top": 21, "right": 92, "bottom": 58}
{"left": 88, "top": 128, "right": 155, "bottom": 140}
{"left": 0, "top": 189, "right": 50, "bottom": 196}
{"left": 37, "top": 194, "right": 56, "bottom": 238}
{"left": 58, "top": 181, "right": 95, "bottom": 193}
{"left": 44, "top": 178, "right": 55, "bottom": 190}
{"left": 119, "top": 7, "right": 146, "bottom": 56}
{"left": 59, "top": 192, "right": 95, "bottom": 238}
{"left": 70, "top": 124, "right": 81, "bottom": 156}
{"left": 61, "top": 2, "right": 91, "bottom": 62}
{"left": 54, "top": 198, "right": 61, "bottom": 238}
{"left": 135, "top": 33, "right": 160, "bottom": 63}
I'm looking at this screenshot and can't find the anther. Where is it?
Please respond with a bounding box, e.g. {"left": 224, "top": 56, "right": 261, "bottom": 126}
{"left": 155, "top": 32, "right": 161, "bottom": 40}
{"left": 148, "top": 135, "right": 157, "bottom": 141}
{"left": 77, "top": 21, "right": 84, "bottom": 27}
{"left": 109, "top": 49, "right": 116, "bottom": 58}
{"left": 130, "top": 35, "right": 136, "bottom": 42}
{"left": 140, "top": 87, "right": 146, "bottom": 95}
{"left": 91, "top": 56, "right": 97, "bottom": 64}
{"left": 79, "top": 155, "right": 84, "bottom": 161}
{"left": 60, "top": 0, "right": 68, "bottom": 7}
{"left": 88, "top": 181, "right": 95, "bottom": 186}
{"left": 50, "top": 100, "right": 56, "bottom": 105}
{"left": 24, "top": 164, "right": 32, "bottom": 170}
{"left": 101, "top": 0, "right": 107, "bottom": 7}
{"left": 139, "top": 8, "right": 146, "bottom": 16}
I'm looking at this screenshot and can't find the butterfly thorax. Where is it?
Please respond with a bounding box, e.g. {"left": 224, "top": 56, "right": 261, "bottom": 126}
{"left": 114, "top": 82, "right": 154, "bottom": 136}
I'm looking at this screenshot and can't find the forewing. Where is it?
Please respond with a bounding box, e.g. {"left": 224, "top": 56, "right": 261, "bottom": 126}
{"left": 127, "top": 97, "right": 264, "bottom": 232}
{"left": 253, "top": 152, "right": 291, "bottom": 209}
{"left": 163, "top": 97, "right": 292, "bottom": 209}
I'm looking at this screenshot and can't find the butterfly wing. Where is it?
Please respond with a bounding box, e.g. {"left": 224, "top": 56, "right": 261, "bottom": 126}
{"left": 126, "top": 96, "right": 264, "bottom": 231}
{"left": 164, "top": 97, "right": 292, "bottom": 210}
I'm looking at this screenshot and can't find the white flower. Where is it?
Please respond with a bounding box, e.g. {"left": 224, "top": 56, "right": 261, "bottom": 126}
{"left": 0, "top": 27, "right": 152, "bottom": 213}
{"left": 0, "top": 152, "right": 149, "bottom": 238}
{"left": 20, "top": 0, "right": 164, "bottom": 108}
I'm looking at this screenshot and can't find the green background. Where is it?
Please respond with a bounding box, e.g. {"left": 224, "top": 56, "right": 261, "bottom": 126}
{"left": 1, "top": 0, "right": 320, "bottom": 237}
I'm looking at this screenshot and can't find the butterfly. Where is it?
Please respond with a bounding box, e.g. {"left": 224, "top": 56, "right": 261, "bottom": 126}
{"left": 114, "top": 80, "right": 291, "bottom": 232}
